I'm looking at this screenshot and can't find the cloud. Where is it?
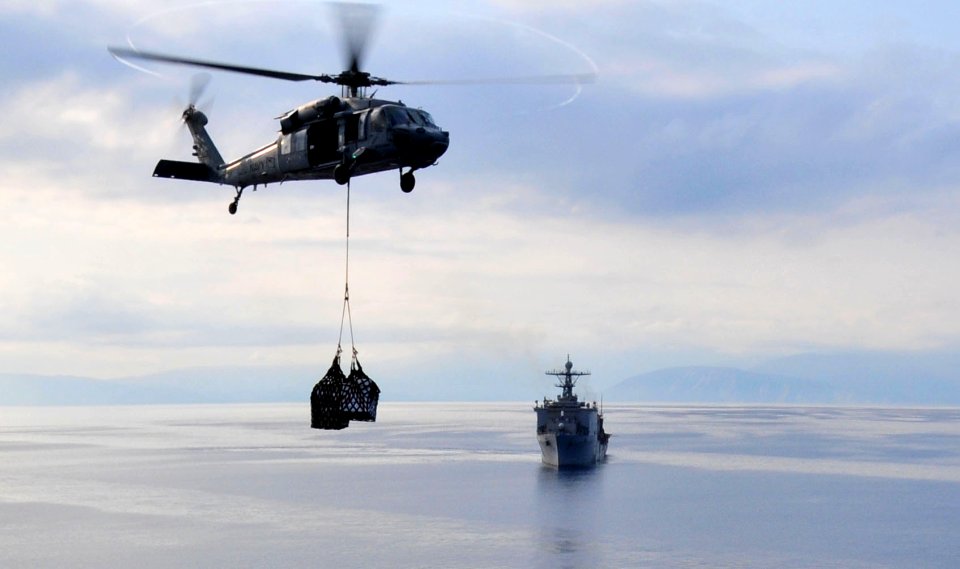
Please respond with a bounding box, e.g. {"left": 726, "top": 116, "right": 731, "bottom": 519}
{"left": 605, "top": 57, "right": 841, "bottom": 99}
{"left": 425, "top": 2, "right": 960, "bottom": 218}
{"left": 12, "top": 174, "right": 959, "bottom": 374}
{"left": 0, "top": 73, "right": 160, "bottom": 154}
{"left": 541, "top": 51, "right": 960, "bottom": 216}
{"left": 0, "top": 0, "right": 66, "bottom": 16}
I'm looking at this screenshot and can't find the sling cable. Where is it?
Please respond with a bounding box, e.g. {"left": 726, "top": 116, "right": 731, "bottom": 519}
{"left": 310, "top": 180, "right": 380, "bottom": 430}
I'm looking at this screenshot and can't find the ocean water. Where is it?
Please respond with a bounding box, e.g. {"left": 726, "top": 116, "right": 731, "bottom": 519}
{"left": 0, "top": 403, "right": 958, "bottom": 568}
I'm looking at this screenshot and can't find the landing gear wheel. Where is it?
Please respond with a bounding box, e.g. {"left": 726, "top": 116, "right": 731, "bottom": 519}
{"left": 334, "top": 164, "right": 351, "bottom": 186}
{"left": 400, "top": 171, "right": 416, "bottom": 193}
{"left": 228, "top": 187, "right": 244, "bottom": 215}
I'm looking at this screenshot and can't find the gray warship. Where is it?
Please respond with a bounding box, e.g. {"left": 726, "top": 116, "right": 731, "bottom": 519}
{"left": 535, "top": 356, "right": 610, "bottom": 467}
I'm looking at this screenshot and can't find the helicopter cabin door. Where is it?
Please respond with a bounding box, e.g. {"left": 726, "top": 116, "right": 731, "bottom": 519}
{"left": 339, "top": 112, "right": 364, "bottom": 150}
{"left": 307, "top": 120, "right": 339, "bottom": 166}
{"left": 279, "top": 129, "right": 309, "bottom": 171}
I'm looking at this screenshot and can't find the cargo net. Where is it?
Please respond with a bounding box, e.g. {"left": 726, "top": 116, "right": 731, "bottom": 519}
{"left": 311, "top": 351, "right": 380, "bottom": 430}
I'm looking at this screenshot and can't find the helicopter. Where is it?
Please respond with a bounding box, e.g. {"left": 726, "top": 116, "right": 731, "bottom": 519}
{"left": 109, "top": 4, "right": 592, "bottom": 215}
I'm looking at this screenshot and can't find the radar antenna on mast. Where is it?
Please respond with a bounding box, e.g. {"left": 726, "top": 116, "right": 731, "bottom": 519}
{"left": 544, "top": 355, "right": 591, "bottom": 400}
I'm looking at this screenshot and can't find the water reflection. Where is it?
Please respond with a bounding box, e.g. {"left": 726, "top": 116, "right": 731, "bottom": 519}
{"left": 534, "top": 465, "right": 606, "bottom": 568}
{"left": 538, "top": 464, "right": 603, "bottom": 489}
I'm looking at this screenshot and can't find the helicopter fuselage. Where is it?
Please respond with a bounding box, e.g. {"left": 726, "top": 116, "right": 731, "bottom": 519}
{"left": 154, "top": 95, "right": 449, "bottom": 212}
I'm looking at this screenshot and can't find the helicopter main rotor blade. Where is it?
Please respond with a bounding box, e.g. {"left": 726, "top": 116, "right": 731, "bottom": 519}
{"left": 396, "top": 72, "right": 598, "bottom": 86}
{"left": 333, "top": 2, "right": 380, "bottom": 73}
{"left": 108, "top": 46, "right": 336, "bottom": 83}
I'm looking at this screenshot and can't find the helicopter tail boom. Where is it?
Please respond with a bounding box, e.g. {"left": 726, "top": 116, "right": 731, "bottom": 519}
{"left": 182, "top": 106, "right": 225, "bottom": 169}
{"left": 150, "top": 106, "right": 225, "bottom": 185}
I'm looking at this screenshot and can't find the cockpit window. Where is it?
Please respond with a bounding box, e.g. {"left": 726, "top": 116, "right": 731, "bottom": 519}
{"left": 384, "top": 107, "right": 407, "bottom": 127}
{"left": 403, "top": 110, "right": 436, "bottom": 127}
{"left": 413, "top": 110, "right": 437, "bottom": 127}
{"left": 383, "top": 106, "right": 438, "bottom": 128}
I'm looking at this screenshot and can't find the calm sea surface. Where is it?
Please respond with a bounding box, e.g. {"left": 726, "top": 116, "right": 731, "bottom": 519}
{"left": 1, "top": 403, "right": 958, "bottom": 568}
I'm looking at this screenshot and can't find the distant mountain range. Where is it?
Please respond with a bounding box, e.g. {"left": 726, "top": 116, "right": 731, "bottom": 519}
{"left": 605, "top": 366, "right": 834, "bottom": 404}
{"left": 2, "top": 351, "right": 959, "bottom": 406}
{"left": 606, "top": 352, "right": 960, "bottom": 405}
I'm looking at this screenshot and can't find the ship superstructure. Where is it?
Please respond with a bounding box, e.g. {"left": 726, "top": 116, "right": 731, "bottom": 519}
{"left": 535, "top": 356, "right": 610, "bottom": 467}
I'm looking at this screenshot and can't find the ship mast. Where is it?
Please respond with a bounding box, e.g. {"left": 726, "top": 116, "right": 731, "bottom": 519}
{"left": 545, "top": 355, "right": 591, "bottom": 400}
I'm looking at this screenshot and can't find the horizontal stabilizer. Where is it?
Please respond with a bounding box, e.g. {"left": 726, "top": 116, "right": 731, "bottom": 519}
{"left": 153, "top": 160, "right": 217, "bottom": 182}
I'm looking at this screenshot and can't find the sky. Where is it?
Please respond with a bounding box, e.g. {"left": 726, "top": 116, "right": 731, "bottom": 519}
{"left": 2, "top": 0, "right": 960, "bottom": 395}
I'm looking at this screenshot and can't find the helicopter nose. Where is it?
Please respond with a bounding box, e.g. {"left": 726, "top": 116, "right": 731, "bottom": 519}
{"left": 395, "top": 127, "right": 449, "bottom": 166}
{"left": 429, "top": 130, "right": 450, "bottom": 160}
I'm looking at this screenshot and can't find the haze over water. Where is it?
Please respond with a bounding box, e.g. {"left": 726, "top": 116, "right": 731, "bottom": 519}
{"left": 1, "top": 403, "right": 958, "bottom": 567}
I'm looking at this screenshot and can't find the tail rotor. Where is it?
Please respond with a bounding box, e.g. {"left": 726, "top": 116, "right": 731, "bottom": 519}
{"left": 182, "top": 72, "right": 214, "bottom": 119}
{"left": 188, "top": 72, "right": 211, "bottom": 108}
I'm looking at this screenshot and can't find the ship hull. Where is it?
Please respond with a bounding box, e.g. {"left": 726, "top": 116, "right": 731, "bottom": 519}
{"left": 537, "top": 432, "right": 607, "bottom": 468}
